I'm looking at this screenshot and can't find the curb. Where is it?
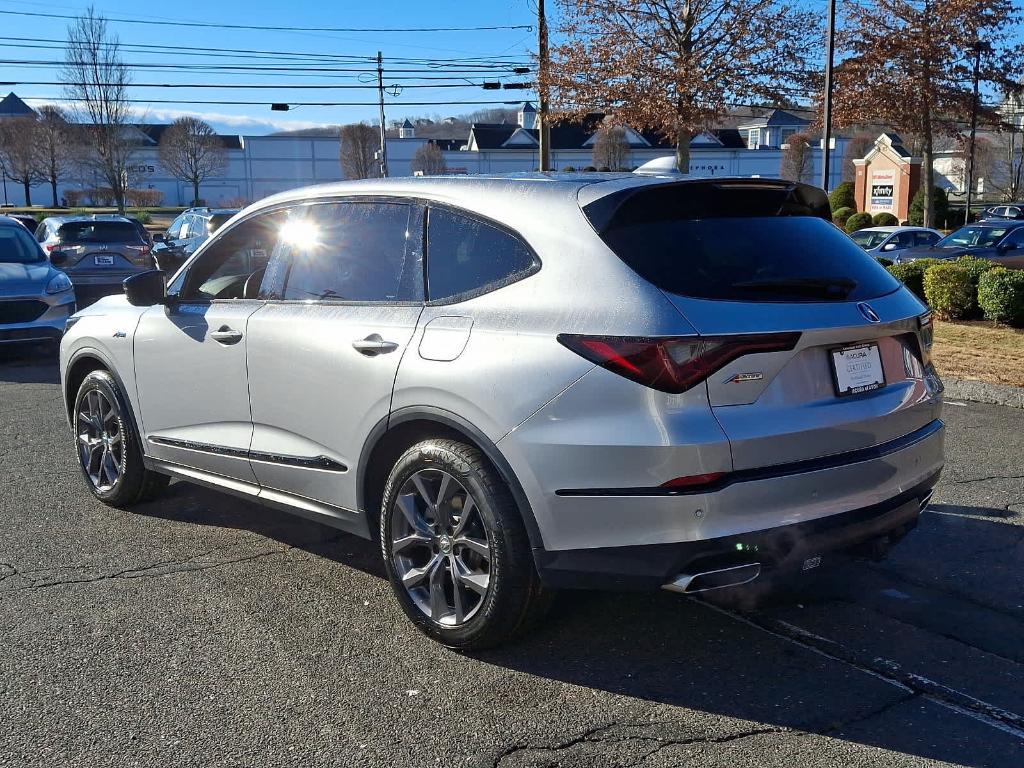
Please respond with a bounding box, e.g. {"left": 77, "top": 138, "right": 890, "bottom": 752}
{"left": 944, "top": 377, "right": 1024, "bottom": 409}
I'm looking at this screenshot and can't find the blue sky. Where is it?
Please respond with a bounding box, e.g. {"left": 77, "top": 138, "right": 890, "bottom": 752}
{"left": 1, "top": 0, "right": 541, "bottom": 134}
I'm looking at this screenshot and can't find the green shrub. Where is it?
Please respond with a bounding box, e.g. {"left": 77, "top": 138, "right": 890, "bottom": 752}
{"left": 829, "top": 181, "right": 856, "bottom": 213}
{"left": 127, "top": 209, "right": 152, "bottom": 224}
{"left": 908, "top": 186, "right": 949, "bottom": 227}
{"left": 923, "top": 263, "right": 975, "bottom": 319}
{"left": 872, "top": 212, "right": 899, "bottom": 226}
{"left": 582, "top": 165, "right": 597, "bottom": 172}
{"left": 954, "top": 254, "right": 996, "bottom": 287}
{"left": 832, "top": 206, "right": 854, "bottom": 226}
{"left": 887, "top": 258, "right": 943, "bottom": 301}
{"left": 845, "top": 212, "right": 874, "bottom": 232}
{"left": 978, "top": 267, "right": 1024, "bottom": 326}
{"left": 562, "top": 165, "right": 576, "bottom": 172}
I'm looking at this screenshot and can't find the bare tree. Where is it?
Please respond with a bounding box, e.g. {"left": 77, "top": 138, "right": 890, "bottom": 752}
{"left": 158, "top": 117, "right": 227, "bottom": 205}
{"left": 952, "top": 135, "right": 996, "bottom": 199}
{"left": 591, "top": 125, "right": 630, "bottom": 170}
{"left": 549, "top": 0, "right": 821, "bottom": 172}
{"left": 780, "top": 132, "right": 814, "bottom": 183}
{"left": 62, "top": 6, "right": 136, "bottom": 213}
{"left": 841, "top": 132, "right": 876, "bottom": 182}
{"left": 987, "top": 126, "right": 1024, "bottom": 201}
{"left": 339, "top": 123, "right": 379, "bottom": 180}
{"left": 36, "top": 105, "right": 74, "bottom": 207}
{"left": 0, "top": 117, "right": 44, "bottom": 206}
{"left": 410, "top": 142, "right": 447, "bottom": 175}
{"left": 833, "top": 0, "right": 1024, "bottom": 227}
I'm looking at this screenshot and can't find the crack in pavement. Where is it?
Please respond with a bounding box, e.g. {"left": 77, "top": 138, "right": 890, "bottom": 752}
{"left": 488, "top": 722, "right": 792, "bottom": 768}
{"left": 696, "top": 600, "right": 1024, "bottom": 739}
{"left": 942, "top": 474, "right": 1024, "bottom": 487}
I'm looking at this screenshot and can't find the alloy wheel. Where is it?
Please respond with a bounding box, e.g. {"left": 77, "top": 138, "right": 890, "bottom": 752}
{"left": 389, "top": 468, "right": 492, "bottom": 626}
{"left": 76, "top": 389, "right": 123, "bottom": 492}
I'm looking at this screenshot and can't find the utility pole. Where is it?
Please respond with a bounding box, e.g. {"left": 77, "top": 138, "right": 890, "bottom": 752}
{"left": 820, "top": 0, "right": 836, "bottom": 191}
{"left": 537, "top": 0, "right": 551, "bottom": 172}
{"left": 376, "top": 51, "right": 389, "bottom": 178}
{"left": 964, "top": 40, "right": 990, "bottom": 224}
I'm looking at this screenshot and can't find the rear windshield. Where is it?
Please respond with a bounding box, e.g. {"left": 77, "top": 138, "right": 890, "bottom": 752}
{"left": 588, "top": 184, "right": 900, "bottom": 302}
{"left": 0, "top": 224, "right": 44, "bottom": 263}
{"left": 57, "top": 221, "right": 143, "bottom": 244}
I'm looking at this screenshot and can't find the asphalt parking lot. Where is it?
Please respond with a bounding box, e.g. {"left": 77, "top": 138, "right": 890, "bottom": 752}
{"left": 1, "top": 344, "right": 1022, "bottom": 768}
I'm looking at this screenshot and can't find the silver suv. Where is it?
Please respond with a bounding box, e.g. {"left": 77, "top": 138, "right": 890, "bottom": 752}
{"left": 59, "top": 175, "right": 944, "bottom": 648}
{"left": 36, "top": 215, "right": 154, "bottom": 288}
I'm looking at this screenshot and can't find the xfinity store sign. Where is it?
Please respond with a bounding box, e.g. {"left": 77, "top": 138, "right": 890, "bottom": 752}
{"left": 869, "top": 169, "right": 896, "bottom": 213}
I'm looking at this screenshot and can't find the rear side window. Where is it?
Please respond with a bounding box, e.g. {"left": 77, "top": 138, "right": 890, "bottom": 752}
{"left": 587, "top": 183, "right": 900, "bottom": 302}
{"left": 915, "top": 231, "right": 938, "bottom": 246}
{"left": 281, "top": 202, "right": 421, "bottom": 302}
{"left": 426, "top": 207, "right": 536, "bottom": 301}
{"left": 57, "top": 221, "right": 142, "bottom": 244}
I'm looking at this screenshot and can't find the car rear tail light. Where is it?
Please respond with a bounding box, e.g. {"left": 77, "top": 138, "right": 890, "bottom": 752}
{"left": 45, "top": 243, "right": 59, "bottom": 252}
{"left": 918, "top": 311, "right": 933, "bottom": 364}
{"left": 557, "top": 333, "right": 801, "bottom": 393}
{"left": 126, "top": 244, "right": 151, "bottom": 265}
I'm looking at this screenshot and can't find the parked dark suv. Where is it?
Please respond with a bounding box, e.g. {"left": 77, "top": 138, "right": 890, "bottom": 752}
{"left": 36, "top": 215, "right": 155, "bottom": 288}
{"left": 152, "top": 208, "right": 239, "bottom": 274}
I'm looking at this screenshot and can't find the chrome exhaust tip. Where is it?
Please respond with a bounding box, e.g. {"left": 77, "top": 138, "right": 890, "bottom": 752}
{"left": 662, "top": 563, "right": 762, "bottom": 594}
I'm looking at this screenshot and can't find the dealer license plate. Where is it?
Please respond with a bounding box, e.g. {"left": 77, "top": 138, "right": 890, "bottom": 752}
{"left": 831, "top": 342, "right": 885, "bottom": 396}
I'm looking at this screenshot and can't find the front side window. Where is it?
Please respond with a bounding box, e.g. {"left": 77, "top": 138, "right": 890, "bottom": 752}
{"left": 280, "top": 202, "right": 421, "bottom": 303}
{"left": 178, "top": 211, "right": 284, "bottom": 301}
{"left": 426, "top": 208, "right": 536, "bottom": 301}
{"left": 165, "top": 214, "right": 186, "bottom": 240}
{"left": 915, "top": 231, "right": 939, "bottom": 246}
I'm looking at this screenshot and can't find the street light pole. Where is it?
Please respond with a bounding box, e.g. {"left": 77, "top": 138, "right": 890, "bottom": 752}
{"left": 376, "top": 51, "right": 389, "bottom": 178}
{"left": 820, "top": 0, "right": 837, "bottom": 191}
{"left": 537, "top": 0, "right": 551, "bottom": 172}
{"left": 964, "top": 40, "right": 990, "bottom": 224}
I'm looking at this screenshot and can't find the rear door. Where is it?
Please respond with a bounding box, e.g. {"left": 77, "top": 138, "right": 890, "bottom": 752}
{"left": 585, "top": 180, "right": 941, "bottom": 470}
{"left": 245, "top": 199, "right": 424, "bottom": 513}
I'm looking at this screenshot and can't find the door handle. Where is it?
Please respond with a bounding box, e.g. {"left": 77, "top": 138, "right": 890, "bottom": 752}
{"left": 210, "top": 326, "right": 243, "bottom": 345}
{"left": 352, "top": 334, "right": 399, "bottom": 356}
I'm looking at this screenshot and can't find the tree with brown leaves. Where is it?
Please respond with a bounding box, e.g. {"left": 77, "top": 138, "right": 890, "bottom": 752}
{"left": 411, "top": 142, "right": 447, "bottom": 175}
{"left": 591, "top": 125, "right": 630, "bottom": 170}
{"left": 339, "top": 123, "right": 379, "bottom": 180}
{"left": 833, "top": 0, "right": 1024, "bottom": 227}
{"left": 0, "top": 117, "right": 43, "bottom": 206}
{"left": 548, "top": 0, "right": 821, "bottom": 172}
{"left": 780, "top": 132, "right": 814, "bottom": 183}
{"left": 841, "top": 133, "right": 876, "bottom": 182}
{"left": 158, "top": 117, "right": 227, "bottom": 206}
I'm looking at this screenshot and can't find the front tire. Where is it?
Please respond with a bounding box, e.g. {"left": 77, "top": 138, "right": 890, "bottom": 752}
{"left": 380, "top": 439, "right": 548, "bottom": 649}
{"left": 73, "top": 370, "right": 168, "bottom": 507}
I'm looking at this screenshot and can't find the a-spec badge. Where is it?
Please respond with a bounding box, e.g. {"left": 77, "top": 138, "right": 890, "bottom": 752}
{"left": 726, "top": 372, "right": 763, "bottom": 383}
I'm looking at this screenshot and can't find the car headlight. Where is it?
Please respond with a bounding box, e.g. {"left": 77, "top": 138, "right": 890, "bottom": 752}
{"left": 45, "top": 272, "right": 74, "bottom": 294}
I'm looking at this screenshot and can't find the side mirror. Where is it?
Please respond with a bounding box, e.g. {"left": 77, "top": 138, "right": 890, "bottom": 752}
{"left": 152, "top": 232, "right": 167, "bottom": 243}
{"left": 881, "top": 242, "right": 898, "bottom": 252}
{"left": 123, "top": 269, "right": 167, "bottom": 307}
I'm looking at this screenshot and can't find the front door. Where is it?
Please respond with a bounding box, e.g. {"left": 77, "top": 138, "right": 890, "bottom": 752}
{"left": 134, "top": 208, "right": 284, "bottom": 482}
{"left": 245, "top": 199, "right": 425, "bottom": 514}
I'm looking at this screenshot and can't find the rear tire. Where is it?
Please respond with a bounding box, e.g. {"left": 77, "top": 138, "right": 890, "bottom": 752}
{"left": 73, "top": 370, "right": 169, "bottom": 507}
{"left": 379, "top": 439, "right": 548, "bottom": 649}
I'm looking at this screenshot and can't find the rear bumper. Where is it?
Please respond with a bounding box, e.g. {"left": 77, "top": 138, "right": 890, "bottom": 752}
{"left": 535, "top": 471, "right": 939, "bottom": 590}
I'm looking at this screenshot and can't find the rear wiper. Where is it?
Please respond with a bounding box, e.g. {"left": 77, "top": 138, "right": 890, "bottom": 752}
{"left": 730, "top": 277, "right": 858, "bottom": 298}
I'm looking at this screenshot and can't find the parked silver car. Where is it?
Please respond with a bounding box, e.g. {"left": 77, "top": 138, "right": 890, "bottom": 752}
{"left": 0, "top": 216, "right": 75, "bottom": 344}
{"left": 36, "top": 215, "right": 154, "bottom": 288}
{"left": 59, "top": 175, "right": 944, "bottom": 648}
{"left": 849, "top": 226, "right": 942, "bottom": 261}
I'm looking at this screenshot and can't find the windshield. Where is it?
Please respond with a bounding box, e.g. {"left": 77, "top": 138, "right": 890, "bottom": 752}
{"left": 0, "top": 225, "right": 45, "bottom": 263}
{"left": 937, "top": 225, "right": 1007, "bottom": 248}
{"left": 849, "top": 231, "right": 891, "bottom": 249}
{"left": 589, "top": 185, "right": 899, "bottom": 302}
{"left": 57, "top": 221, "right": 143, "bottom": 244}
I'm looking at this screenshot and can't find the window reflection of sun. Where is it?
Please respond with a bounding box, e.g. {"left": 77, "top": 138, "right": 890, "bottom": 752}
{"left": 279, "top": 219, "right": 321, "bottom": 250}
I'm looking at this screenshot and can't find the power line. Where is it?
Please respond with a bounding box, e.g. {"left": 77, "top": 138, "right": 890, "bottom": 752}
{"left": 0, "top": 9, "right": 533, "bottom": 34}
{"left": 21, "top": 95, "right": 528, "bottom": 107}
{"left": 6, "top": 79, "right": 515, "bottom": 90}
{"left": 0, "top": 58, "right": 534, "bottom": 75}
